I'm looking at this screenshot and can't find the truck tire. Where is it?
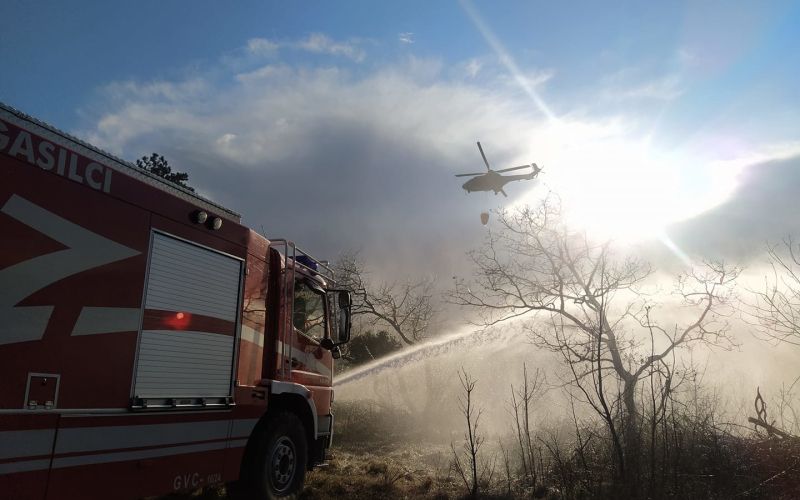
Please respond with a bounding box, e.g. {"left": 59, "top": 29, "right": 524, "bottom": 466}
{"left": 241, "top": 411, "right": 308, "bottom": 499}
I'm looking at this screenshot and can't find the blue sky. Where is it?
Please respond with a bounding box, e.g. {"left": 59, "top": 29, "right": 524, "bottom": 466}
{"left": 2, "top": 0, "right": 800, "bottom": 274}
{"left": 5, "top": 1, "right": 797, "bottom": 133}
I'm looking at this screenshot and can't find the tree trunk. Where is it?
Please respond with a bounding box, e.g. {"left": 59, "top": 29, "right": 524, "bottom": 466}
{"left": 622, "top": 379, "right": 642, "bottom": 493}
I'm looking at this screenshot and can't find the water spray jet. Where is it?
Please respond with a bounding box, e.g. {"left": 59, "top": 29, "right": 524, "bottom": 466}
{"left": 335, "top": 322, "right": 531, "bottom": 388}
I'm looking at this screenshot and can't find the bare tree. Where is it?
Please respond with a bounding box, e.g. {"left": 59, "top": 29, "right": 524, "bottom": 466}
{"left": 335, "top": 251, "right": 435, "bottom": 345}
{"left": 450, "top": 368, "right": 494, "bottom": 497}
{"left": 748, "top": 386, "right": 799, "bottom": 439}
{"left": 746, "top": 237, "right": 800, "bottom": 346}
{"left": 451, "top": 197, "right": 739, "bottom": 483}
{"left": 498, "top": 439, "right": 513, "bottom": 496}
{"left": 509, "top": 364, "right": 545, "bottom": 489}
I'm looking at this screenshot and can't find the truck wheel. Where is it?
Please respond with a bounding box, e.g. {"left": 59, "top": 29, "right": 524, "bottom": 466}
{"left": 248, "top": 412, "right": 308, "bottom": 499}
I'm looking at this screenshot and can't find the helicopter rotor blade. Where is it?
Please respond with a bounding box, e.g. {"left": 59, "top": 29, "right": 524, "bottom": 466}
{"left": 455, "top": 172, "right": 485, "bottom": 177}
{"left": 477, "top": 142, "right": 491, "bottom": 171}
{"left": 496, "top": 164, "right": 533, "bottom": 173}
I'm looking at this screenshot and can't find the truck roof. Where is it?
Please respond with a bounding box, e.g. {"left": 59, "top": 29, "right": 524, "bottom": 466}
{"left": 0, "top": 101, "right": 241, "bottom": 222}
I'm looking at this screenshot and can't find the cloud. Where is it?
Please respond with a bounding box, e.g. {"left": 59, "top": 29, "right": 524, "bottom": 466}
{"left": 464, "top": 59, "right": 482, "bottom": 78}
{"left": 398, "top": 32, "right": 414, "bottom": 44}
{"left": 676, "top": 47, "right": 697, "bottom": 67}
{"left": 665, "top": 150, "right": 800, "bottom": 262}
{"left": 499, "top": 69, "right": 554, "bottom": 92}
{"left": 296, "top": 33, "right": 366, "bottom": 62}
{"left": 243, "top": 34, "right": 367, "bottom": 63}
{"left": 101, "top": 79, "right": 210, "bottom": 103}
{"left": 600, "top": 71, "right": 684, "bottom": 102}
{"left": 616, "top": 75, "right": 683, "bottom": 101}
{"left": 246, "top": 38, "right": 279, "bottom": 57}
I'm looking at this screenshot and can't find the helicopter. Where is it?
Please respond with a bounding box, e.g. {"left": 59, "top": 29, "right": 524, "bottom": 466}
{"left": 456, "top": 142, "right": 541, "bottom": 197}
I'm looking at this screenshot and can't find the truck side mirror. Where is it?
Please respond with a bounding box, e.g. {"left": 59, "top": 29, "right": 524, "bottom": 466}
{"left": 337, "top": 291, "right": 351, "bottom": 344}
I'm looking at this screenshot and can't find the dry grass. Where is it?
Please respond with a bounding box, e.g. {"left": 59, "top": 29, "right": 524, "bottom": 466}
{"left": 162, "top": 436, "right": 800, "bottom": 500}
{"left": 300, "top": 443, "right": 463, "bottom": 499}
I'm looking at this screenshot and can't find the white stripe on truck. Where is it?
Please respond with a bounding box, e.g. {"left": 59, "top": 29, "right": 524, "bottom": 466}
{"left": 52, "top": 439, "right": 249, "bottom": 469}
{"left": 54, "top": 420, "right": 230, "bottom": 454}
{"left": 0, "top": 428, "right": 56, "bottom": 460}
{"left": 71, "top": 307, "right": 142, "bottom": 336}
{"left": 0, "top": 419, "right": 256, "bottom": 475}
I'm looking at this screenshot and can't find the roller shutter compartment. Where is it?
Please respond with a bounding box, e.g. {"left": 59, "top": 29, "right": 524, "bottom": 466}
{"left": 132, "top": 232, "right": 242, "bottom": 409}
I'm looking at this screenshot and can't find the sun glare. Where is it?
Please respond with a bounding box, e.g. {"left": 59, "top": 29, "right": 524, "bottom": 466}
{"left": 514, "top": 124, "right": 725, "bottom": 245}
{"left": 556, "top": 138, "right": 681, "bottom": 241}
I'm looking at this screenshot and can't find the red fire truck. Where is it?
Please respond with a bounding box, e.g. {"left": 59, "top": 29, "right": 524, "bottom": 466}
{"left": 0, "top": 101, "right": 351, "bottom": 499}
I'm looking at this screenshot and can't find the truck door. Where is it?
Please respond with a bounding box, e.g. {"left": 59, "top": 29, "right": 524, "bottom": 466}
{"left": 288, "top": 277, "right": 334, "bottom": 441}
{"left": 289, "top": 278, "right": 333, "bottom": 388}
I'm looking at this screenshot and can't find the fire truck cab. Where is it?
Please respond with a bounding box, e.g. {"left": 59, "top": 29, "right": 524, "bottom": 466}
{"left": 0, "top": 102, "right": 351, "bottom": 499}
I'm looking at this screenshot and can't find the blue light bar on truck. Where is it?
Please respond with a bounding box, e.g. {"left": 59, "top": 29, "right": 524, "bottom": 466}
{"left": 296, "top": 255, "right": 318, "bottom": 271}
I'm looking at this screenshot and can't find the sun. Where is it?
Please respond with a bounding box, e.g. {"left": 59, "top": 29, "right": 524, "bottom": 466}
{"left": 556, "top": 139, "right": 683, "bottom": 241}
{"left": 515, "top": 124, "right": 711, "bottom": 244}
